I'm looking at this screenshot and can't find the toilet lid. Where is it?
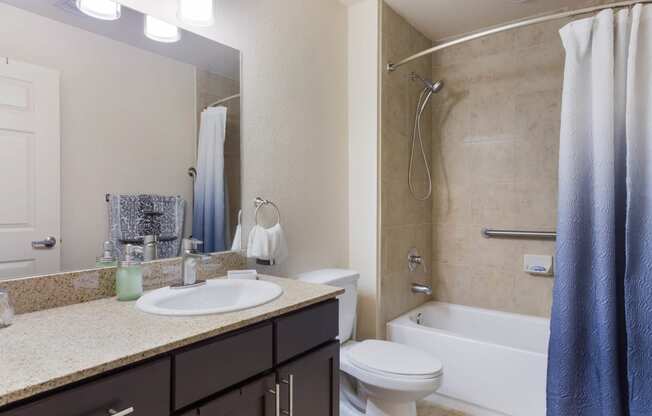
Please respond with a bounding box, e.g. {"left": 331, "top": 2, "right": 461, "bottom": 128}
{"left": 347, "top": 340, "right": 443, "bottom": 379}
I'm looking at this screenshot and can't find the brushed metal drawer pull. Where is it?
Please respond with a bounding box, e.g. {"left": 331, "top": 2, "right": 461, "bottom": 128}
{"left": 281, "top": 374, "right": 294, "bottom": 416}
{"left": 268, "top": 383, "right": 280, "bottom": 416}
{"left": 108, "top": 407, "right": 134, "bottom": 416}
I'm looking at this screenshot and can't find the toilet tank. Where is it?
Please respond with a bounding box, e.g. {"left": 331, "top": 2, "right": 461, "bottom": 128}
{"left": 296, "top": 269, "right": 360, "bottom": 344}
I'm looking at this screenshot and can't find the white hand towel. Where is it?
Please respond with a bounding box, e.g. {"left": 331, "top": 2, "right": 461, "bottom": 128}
{"left": 231, "top": 223, "right": 242, "bottom": 251}
{"left": 247, "top": 225, "right": 268, "bottom": 259}
{"left": 247, "top": 224, "right": 288, "bottom": 264}
{"left": 266, "top": 224, "right": 288, "bottom": 263}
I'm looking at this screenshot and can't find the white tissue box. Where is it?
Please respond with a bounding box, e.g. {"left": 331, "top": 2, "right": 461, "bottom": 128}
{"left": 228, "top": 270, "right": 258, "bottom": 280}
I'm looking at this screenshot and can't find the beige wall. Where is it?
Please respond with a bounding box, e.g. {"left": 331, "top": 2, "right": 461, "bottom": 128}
{"left": 0, "top": 3, "right": 197, "bottom": 271}
{"left": 430, "top": 19, "right": 566, "bottom": 317}
{"left": 347, "top": 0, "right": 380, "bottom": 340}
{"left": 120, "top": 0, "right": 350, "bottom": 276}
{"left": 196, "top": 70, "right": 241, "bottom": 245}
{"left": 379, "top": 3, "right": 433, "bottom": 333}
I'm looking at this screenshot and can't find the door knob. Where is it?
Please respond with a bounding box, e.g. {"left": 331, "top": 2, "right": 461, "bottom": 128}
{"left": 31, "top": 236, "right": 57, "bottom": 249}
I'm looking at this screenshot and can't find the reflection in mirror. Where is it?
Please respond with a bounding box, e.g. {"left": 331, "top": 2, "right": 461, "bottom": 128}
{"left": 0, "top": 0, "right": 241, "bottom": 280}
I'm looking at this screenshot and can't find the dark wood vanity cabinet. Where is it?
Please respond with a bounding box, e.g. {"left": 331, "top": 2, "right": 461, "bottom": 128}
{"left": 188, "top": 341, "right": 339, "bottom": 416}
{"left": 0, "top": 299, "right": 339, "bottom": 416}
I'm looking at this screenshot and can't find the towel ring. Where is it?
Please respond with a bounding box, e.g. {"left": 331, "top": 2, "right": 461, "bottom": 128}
{"left": 254, "top": 197, "right": 281, "bottom": 227}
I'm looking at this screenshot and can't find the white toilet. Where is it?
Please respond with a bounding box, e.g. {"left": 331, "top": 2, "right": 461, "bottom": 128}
{"left": 297, "top": 269, "right": 443, "bottom": 416}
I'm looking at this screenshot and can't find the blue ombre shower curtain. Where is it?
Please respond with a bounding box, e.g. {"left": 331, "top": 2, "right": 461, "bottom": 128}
{"left": 192, "top": 107, "right": 227, "bottom": 253}
{"left": 548, "top": 5, "right": 652, "bottom": 416}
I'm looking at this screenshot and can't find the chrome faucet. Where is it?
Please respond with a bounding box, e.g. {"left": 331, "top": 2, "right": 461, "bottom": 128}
{"left": 143, "top": 235, "right": 158, "bottom": 262}
{"left": 172, "top": 238, "right": 209, "bottom": 289}
{"left": 411, "top": 282, "right": 432, "bottom": 295}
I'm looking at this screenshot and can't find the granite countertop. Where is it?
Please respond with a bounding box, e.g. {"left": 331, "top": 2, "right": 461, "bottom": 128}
{"left": 0, "top": 275, "right": 343, "bottom": 407}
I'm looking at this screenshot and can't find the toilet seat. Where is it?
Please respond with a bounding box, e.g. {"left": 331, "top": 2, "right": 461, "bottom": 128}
{"left": 347, "top": 340, "right": 443, "bottom": 380}
{"left": 341, "top": 341, "right": 443, "bottom": 393}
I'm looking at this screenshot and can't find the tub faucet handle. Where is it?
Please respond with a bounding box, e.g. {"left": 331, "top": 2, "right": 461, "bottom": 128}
{"left": 408, "top": 248, "right": 427, "bottom": 273}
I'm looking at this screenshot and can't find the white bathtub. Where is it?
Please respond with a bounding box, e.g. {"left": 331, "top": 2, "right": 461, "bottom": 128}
{"left": 387, "top": 302, "right": 550, "bottom": 416}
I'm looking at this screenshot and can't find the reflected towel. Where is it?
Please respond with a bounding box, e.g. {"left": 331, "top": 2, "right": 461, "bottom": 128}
{"left": 108, "top": 194, "right": 185, "bottom": 258}
{"left": 231, "top": 223, "right": 242, "bottom": 251}
{"left": 246, "top": 224, "right": 288, "bottom": 264}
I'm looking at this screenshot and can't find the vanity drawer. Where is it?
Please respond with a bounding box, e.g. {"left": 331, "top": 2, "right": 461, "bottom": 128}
{"left": 174, "top": 323, "right": 273, "bottom": 410}
{"left": 275, "top": 299, "right": 339, "bottom": 364}
{"left": 1, "top": 357, "right": 170, "bottom": 416}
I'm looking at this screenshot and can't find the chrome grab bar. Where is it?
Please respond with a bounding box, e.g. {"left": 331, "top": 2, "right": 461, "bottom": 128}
{"left": 482, "top": 228, "right": 556, "bottom": 240}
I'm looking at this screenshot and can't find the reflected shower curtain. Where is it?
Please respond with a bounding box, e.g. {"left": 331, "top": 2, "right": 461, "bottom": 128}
{"left": 192, "top": 107, "right": 227, "bottom": 253}
{"left": 548, "top": 5, "right": 652, "bottom": 416}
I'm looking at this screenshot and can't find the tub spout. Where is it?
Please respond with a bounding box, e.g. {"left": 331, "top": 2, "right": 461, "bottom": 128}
{"left": 412, "top": 282, "right": 432, "bottom": 295}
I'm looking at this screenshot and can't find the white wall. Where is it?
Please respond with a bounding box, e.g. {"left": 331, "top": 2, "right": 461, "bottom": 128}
{"left": 0, "top": 3, "right": 196, "bottom": 271}
{"left": 120, "top": 0, "right": 350, "bottom": 276}
{"left": 346, "top": 0, "right": 380, "bottom": 340}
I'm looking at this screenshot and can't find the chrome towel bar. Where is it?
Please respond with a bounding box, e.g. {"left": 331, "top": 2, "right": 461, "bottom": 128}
{"left": 482, "top": 228, "right": 557, "bottom": 240}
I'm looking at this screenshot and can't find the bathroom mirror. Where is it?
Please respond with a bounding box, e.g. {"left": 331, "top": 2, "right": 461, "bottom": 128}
{"left": 0, "top": 0, "right": 242, "bottom": 279}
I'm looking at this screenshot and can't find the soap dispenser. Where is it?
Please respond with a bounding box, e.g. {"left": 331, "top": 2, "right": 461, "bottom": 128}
{"left": 116, "top": 244, "right": 144, "bottom": 301}
{"left": 96, "top": 240, "right": 118, "bottom": 268}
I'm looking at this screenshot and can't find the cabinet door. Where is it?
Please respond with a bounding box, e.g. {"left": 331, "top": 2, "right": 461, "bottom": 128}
{"left": 196, "top": 374, "right": 277, "bottom": 416}
{"left": 277, "top": 341, "right": 339, "bottom": 416}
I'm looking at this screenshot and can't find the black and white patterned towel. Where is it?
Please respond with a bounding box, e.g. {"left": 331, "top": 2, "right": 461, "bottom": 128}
{"left": 108, "top": 194, "right": 186, "bottom": 259}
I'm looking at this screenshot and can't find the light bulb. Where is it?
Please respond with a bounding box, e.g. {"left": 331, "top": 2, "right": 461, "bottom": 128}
{"left": 178, "top": 0, "right": 215, "bottom": 27}
{"left": 145, "top": 15, "right": 181, "bottom": 43}
{"left": 76, "top": 0, "right": 121, "bottom": 21}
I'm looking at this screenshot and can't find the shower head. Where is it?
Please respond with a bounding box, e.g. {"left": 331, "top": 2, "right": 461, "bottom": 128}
{"left": 410, "top": 72, "right": 444, "bottom": 94}
{"left": 428, "top": 79, "right": 444, "bottom": 94}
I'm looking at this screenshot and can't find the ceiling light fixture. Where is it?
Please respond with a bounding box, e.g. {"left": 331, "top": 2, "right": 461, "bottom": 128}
{"left": 76, "top": 0, "right": 121, "bottom": 21}
{"left": 145, "top": 15, "right": 181, "bottom": 43}
{"left": 178, "top": 0, "right": 215, "bottom": 27}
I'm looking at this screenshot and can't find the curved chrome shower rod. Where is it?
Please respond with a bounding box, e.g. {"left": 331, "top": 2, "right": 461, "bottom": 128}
{"left": 387, "top": 0, "right": 652, "bottom": 72}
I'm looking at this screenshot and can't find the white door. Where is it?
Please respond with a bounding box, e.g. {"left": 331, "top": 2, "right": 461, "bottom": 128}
{"left": 0, "top": 58, "right": 60, "bottom": 279}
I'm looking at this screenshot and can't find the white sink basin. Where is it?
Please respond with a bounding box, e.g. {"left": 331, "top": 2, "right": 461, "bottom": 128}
{"left": 136, "top": 279, "right": 284, "bottom": 316}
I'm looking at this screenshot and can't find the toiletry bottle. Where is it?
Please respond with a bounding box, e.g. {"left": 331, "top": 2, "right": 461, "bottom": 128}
{"left": 116, "top": 244, "right": 144, "bottom": 301}
{"left": 0, "top": 290, "right": 14, "bottom": 328}
{"left": 96, "top": 240, "right": 118, "bottom": 268}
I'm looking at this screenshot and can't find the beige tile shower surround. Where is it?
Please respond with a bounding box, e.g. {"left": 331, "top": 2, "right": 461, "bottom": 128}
{"left": 429, "top": 19, "right": 568, "bottom": 317}
{"left": 0, "top": 251, "right": 245, "bottom": 315}
{"left": 380, "top": 3, "right": 434, "bottom": 331}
